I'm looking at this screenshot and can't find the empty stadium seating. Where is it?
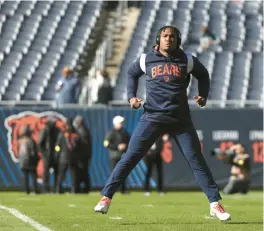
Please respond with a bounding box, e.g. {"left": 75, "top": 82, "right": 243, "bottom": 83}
{"left": 0, "top": 0, "right": 103, "bottom": 101}
{"left": 0, "top": 0, "right": 263, "bottom": 108}
{"left": 114, "top": 0, "right": 263, "bottom": 108}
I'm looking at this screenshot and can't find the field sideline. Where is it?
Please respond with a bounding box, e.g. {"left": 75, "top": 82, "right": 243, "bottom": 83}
{"left": 0, "top": 191, "right": 262, "bottom": 231}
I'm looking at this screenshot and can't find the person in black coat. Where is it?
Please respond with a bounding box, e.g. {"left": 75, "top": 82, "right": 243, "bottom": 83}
{"left": 55, "top": 118, "right": 81, "bottom": 193}
{"left": 104, "top": 115, "right": 130, "bottom": 194}
{"left": 38, "top": 118, "right": 60, "bottom": 193}
{"left": 74, "top": 115, "right": 92, "bottom": 193}
{"left": 18, "top": 125, "right": 39, "bottom": 194}
{"left": 144, "top": 134, "right": 169, "bottom": 196}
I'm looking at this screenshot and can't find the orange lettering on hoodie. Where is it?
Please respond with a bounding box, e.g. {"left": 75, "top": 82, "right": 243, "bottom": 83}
{"left": 163, "top": 64, "right": 171, "bottom": 75}
{"left": 152, "top": 66, "right": 157, "bottom": 78}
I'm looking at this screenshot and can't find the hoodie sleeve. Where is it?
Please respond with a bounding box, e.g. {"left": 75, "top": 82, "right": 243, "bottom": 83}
{"left": 127, "top": 56, "right": 145, "bottom": 101}
{"left": 190, "top": 56, "right": 210, "bottom": 99}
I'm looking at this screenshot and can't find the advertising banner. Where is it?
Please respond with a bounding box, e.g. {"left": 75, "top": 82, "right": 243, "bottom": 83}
{"left": 0, "top": 108, "right": 262, "bottom": 189}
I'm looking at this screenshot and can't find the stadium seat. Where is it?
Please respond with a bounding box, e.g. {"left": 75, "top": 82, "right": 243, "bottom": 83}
{"left": 113, "top": 0, "right": 263, "bottom": 108}
{"left": 0, "top": 0, "right": 103, "bottom": 101}
{"left": 0, "top": 0, "right": 262, "bottom": 108}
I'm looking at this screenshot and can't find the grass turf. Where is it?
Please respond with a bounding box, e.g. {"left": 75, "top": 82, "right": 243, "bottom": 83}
{"left": 0, "top": 191, "right": 262, "bottom": 231}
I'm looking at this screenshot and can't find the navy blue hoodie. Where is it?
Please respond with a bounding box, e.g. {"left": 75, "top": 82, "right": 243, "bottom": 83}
{"left": 127, "top": 49, "right": 210, "bottom": 124}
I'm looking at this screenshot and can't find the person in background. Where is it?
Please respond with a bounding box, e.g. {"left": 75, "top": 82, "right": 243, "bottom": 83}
{"left": 18, "top": 125, "right": 39, "bottom": 194}
{"left": 89, "top": 69, "right": 112, "bottom": 105}
{"left": 144, "top": 134, "right": 169, "bottom": 196}
{"left": 38, "top": 118, "right": 60, "bottom": 193}
{"left": 213, "top": 144, "right": 251, "bottom": 195}
{"left": 74, "top": 115, "right": 92, "bottom": 193}
{"left": 200, "top": 25, "right": 218, "bottom": 51}
{"left": 56, "top": 66, "right": 81, "bottom": 106}
{"left": 97, "top": 70, "right": 113, "bottom": 104}
{"left": 104, "top": 116, "right": 130, "bottom": 194}
{"left": 55, "top": 118, "right": 81, "bottom": 194}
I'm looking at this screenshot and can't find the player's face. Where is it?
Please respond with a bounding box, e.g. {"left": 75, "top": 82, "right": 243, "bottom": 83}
{"left": 159, "top": 28, "right": 177, "bottom": 52}
{"left": 235, "top": 144, "right": 245, "bottom": 154}
{"left": 114, "top": 123, "right": 123, "bottom": 130}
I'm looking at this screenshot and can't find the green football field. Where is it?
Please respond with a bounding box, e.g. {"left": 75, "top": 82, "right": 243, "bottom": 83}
{"left": 0, "top": 191, "right": 262, "bottom": 231}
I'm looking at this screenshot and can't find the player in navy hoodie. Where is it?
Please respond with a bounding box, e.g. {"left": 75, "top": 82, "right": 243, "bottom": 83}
{"left": 94, "top": 26, "right": 231, "bottom": 221}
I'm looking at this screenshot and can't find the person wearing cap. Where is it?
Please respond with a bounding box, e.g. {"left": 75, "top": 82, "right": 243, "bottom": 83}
{"left": 103, "top": 116, "right": 130, "bottom": 194}
{"left": 55, "top": 66, "right": 81, "bottom": 106}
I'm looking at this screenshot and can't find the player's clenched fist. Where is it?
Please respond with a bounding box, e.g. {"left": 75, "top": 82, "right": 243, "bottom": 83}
{"left": 193, "top": 96, "right": 206, "bottom": 107}
{"left": 129, "top": 97, "right": 142, "bottom": 109}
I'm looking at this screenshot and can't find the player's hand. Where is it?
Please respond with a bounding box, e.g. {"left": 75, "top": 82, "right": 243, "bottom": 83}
{"left": 193, "top": 96, "right": 206, "bottom": 107}
{"left": 118, "top": 143, "right": 126, "bottom": 151}
{"left": 154, "top": 45, "right": 159, "bottom": 51}
{"left": 129, "top": 97, "right": 142, "bottom": 109}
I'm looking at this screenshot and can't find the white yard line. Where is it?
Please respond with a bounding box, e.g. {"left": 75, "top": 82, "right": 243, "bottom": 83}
{"left": 142, "top": 204, "right": 154, "bottom": 208}
{"left": 0, "top": 204, "right": 53, "bottom": 231}
{"left": 109, "top": 216, "right": 123, "bottom": 220}
{"left": 68, "top": 204, "right": 77, "bottom": 208}
{"left": 17, "top": 197, "right": 40, "bottom": 201}
{"left": 204, "top": 215, "right": 216, "bottom": 220}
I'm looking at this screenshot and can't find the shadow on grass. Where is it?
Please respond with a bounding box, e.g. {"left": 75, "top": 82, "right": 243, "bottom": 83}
{"left": 225, "top": 221, "right": 262, "bottom": 225}
{"left": 119, "top": 221, "right": 263, "bottom": 225}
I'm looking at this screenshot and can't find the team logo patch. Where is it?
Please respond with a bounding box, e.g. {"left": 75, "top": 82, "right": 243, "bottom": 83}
{"left": 163, "top": 76, "right": 169, "bottom": 82}
{"left": 4, "top": 111, "right": 67, "bottom": 179}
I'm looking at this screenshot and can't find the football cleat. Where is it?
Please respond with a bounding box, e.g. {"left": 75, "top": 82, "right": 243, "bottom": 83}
{"left": 210, "top": 202, "right": 231, "bottom": 221}
{"left": 94, "top": 196, "right": 111, "bottom": 214}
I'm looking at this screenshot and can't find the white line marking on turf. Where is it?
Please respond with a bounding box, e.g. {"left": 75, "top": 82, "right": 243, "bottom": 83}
{"left": 204, "top": 215, "right": 216, "bottom": 220}
{"left": 143, "top": 204, "right": 154, "bottom": 208}
{"left": 17, "top": 197, "right": 40, "bottom": 201}
{"left": 68, "top": 204, "right": 77, "bottom": 207}
{"left": 73, "top": 224, "right": 80, "bottom": 227}
{"left": 109, "top": 216, "right": 123, "bottom": 220}
{"left": 0, "top": 204, "right": 53, "bottom": 231}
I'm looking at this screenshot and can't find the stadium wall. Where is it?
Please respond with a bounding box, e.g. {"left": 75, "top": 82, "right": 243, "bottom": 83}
{"left": 0, "top": 107, "right": 262, "bottom": 190}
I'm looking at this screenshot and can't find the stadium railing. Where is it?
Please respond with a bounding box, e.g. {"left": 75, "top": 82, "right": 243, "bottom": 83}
{"left": 78, "top": 1, "right": 128, "bottom": 106}
{"left": 0, "top": 100, "right": 262, "bottom": 109}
